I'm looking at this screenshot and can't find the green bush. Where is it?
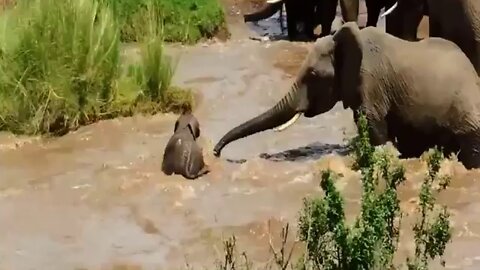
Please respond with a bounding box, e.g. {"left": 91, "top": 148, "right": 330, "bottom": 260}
{"left": 209, "top": 113, "right": 453, "bottom": 270}
{"left": 0, "top": 0, "right": 193, "bottom": 135}
{"left": 297, "top": 112, "right": 452, "bottom": 270}
{"left": 98, "top": 0, "right": 228, "bottom": 43}
{"left": 126, "top": 2, "right": 194, "bottom": 114}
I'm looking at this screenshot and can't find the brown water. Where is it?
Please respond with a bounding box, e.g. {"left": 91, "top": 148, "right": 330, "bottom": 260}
{"left": 0, "top": 3, "right": 479, "bottom": 270}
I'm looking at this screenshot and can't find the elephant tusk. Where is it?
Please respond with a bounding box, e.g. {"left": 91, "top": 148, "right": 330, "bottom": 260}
{"left": 273, "top": 112, "right": 302, "bottom": 132}
{"left": 380, "top": 2, "right": 398, "bottom": 18}
{"left": 266, "top": 0, "right": 283, "bottom": 3}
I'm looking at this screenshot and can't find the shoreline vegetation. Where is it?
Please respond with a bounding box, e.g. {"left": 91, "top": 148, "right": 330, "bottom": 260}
{"left": 0, "top": 0, "right": 227, "bottom": 136}
{"left": 99, "top": 0, "right": 229, "bottom": 43}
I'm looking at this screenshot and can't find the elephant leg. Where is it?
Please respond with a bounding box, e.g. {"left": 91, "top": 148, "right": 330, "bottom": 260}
{"left": 410, "top": 11, "right": 424, "bottom": 41}
{"left": 428, "top": 17, "right": 442, "bottom": 37}
{"left": 365, "top": 0, "right": 382, "bottom": 27}
{"left": 304, "top": 5, "right": 316, "bottom": 40}
{"left": 369, "top": 118, "right": 389, "bottom": 146}
{"left": 399, "top": 0, "right": 424, "bottom": 41}
{"left": 285, "top": 1, "right": 300, "bottom": 41}
{"left": 394, "top": 129, "right": 435, "bottom": 158}
{"left": 286, "top": 15, "right": 299, "bottom": 41}
{"left": 384, "top": 0, "right": 400, "bottom": 35}
{"left": 318, "top": 0, "right": 338, "bottom": 37}
{"left": 355, "top": 108, "right": 389, "bottom": 146}
{"left": 293, "top": 0, "right": 316, "bottom": 40}
{"left": 278, "top": 4, "right": 286, "bottom": 33}
{"left": 339, "top": 0, "right": 359, "bottom": 23}
{"left": 457, "top": 131, "right": 480, "bottom": 170}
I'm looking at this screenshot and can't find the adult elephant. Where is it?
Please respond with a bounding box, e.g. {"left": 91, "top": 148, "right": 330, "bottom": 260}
{"left": 363, "top": 0, "right": 427, "bottom": 41}
{"left": 243, "top": 0, "right": 359, "bottom": 40}
{"left": 364, "top": 0, "right": 397, "bottom": 28}
{"left": 213, "top": 22, "right": 480, "bottom": 169}
{"left": 383, "top": 0, "right": 480, "bottom": 74}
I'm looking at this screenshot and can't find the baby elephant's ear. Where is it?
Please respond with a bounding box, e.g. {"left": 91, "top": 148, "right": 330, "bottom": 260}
{"left": 174, "top": 119, "right": 180, "bottom": 133}
{"left": 188, "top": 118, "right": 200, "bottom": 138}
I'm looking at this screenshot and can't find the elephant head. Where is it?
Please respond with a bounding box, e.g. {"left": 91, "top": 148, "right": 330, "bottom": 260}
{"left": 213, "top": 22, "right": 363, "bottom": 157}
{"left": 175, "top": 113, "right": 200, "bottom": 139}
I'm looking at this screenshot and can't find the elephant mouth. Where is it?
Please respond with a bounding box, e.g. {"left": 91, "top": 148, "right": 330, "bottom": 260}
{"left": 273, "top": 112, "right": 303, "bottom": 132}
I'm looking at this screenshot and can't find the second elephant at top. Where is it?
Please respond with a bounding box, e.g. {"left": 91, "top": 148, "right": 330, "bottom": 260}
{"left": 243, "top": 0, "right": 359, "bottom": 41}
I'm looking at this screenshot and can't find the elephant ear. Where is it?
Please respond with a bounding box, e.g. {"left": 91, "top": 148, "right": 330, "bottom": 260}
{"left": 174, "top": 118, "right": 180, "bottom": 133}
{"left": 332, "top": 22, "right": 363, "bottom": 109}
{"left": 188, "top": 123, "right": 200, "bottom": 139}
{"left": 187, "top": 115, "right": 201, "bottom": 139}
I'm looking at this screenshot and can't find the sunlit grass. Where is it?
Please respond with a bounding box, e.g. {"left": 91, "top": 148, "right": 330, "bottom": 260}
{"left": 0, "top": 0, "right": 193, "bottom": 135}
{"left": 98, "top": 0, "right": 228, "bottom": 43}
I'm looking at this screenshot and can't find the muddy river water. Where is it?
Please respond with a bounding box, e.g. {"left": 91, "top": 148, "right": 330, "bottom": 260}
{"left": 1, "top": 3, "right": 480, "bottom": 270}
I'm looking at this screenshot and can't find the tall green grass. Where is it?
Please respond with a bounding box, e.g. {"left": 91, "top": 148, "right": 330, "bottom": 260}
{"left": 98, "top": 0, "right": 228, "bottom": 43}
{"left": 0, "top": 0, "right": 193, "bottom": 135}
{"left": 127, "top": 1, "right": 195, "bottom": 114}
{"left": 0, "top": 0, "right": 120, "bottom": 134}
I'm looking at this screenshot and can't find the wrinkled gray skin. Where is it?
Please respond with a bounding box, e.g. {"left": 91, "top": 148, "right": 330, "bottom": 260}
{"left": 213, "top": 22, "right": 480, "bottom": 169}
{"left": 243, "top": 0, "right": 358, "bottom": 40}
{"left": 428, "top": 0, "right": 480, "bottom": 75}
{"left": 162, "top": 114, "right": 209, "bottom": 180}
{"left": 385, "top": 0, "right": 480, "bottom": 75}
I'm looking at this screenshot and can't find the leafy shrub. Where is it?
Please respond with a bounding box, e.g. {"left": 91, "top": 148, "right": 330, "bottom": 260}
{"left": 297, "top": 112, "right": 452, "bottom": 269}
{"left": 208, "top": 113, "right": 453, "bottom": 270}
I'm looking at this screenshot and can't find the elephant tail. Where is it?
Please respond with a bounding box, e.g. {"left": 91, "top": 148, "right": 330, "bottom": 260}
{"left": 243, "top": 1, "right": 283, "bottom": 22}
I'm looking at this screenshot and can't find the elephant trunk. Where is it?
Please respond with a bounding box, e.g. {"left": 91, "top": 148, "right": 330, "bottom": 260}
{"left": 339, "top": 0, "right": 359, "bottom": 22}
{"left": 244, "top": 1, "right": 283, "bottom": 22}
{"left": 213, "top": 84, "right": 305, "bottom": 157}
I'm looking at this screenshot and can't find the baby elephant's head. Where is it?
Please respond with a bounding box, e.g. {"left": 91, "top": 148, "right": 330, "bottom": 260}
{"left": 174, "top": 113, "right": 201, "bottom": 139}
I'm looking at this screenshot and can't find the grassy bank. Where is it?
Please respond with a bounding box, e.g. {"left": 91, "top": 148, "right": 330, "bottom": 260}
{"left": 98, "top": 0, "right": 228, "bottom": 43}
{"left": 0, "top": 0, "right": 193, "bottom": 135}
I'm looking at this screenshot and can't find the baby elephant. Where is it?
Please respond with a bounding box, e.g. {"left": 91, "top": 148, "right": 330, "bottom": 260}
{"left": 162, "top": 113, "right": 210, "bottom": 180}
